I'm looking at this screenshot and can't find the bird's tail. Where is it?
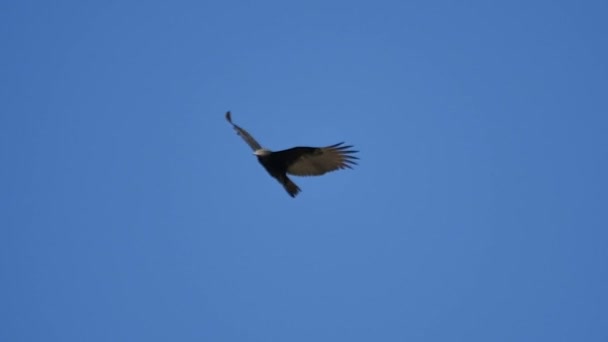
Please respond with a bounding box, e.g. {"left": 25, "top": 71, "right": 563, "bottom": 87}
{"left": 280, "top": 176, "right": 301, "bottom": 198}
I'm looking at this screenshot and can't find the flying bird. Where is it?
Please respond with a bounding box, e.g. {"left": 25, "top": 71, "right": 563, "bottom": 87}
{"left": 225, "top": 111, "right": 358, "bottom": 197}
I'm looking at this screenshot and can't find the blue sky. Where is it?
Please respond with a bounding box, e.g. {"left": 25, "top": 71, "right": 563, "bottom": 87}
{"left": 2, "top": 0, "right": 607, "bottom": 341}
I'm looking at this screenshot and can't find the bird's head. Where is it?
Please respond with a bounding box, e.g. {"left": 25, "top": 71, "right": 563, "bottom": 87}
{"left": 253, "top": 148, "right": 272, "bottom": 156}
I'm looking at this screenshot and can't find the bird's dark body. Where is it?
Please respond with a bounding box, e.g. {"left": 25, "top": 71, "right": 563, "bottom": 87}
{"left": 256, "top": 153, "right": 285, "bottom": 179}
{"left": 258, "top": 147, "right": 318, "bottom": 171}
{"left": 256, "top": 148, "right": 319, "bottom": 197}
{"left": 225, "top": 111, "right": 358, "bottom": 197}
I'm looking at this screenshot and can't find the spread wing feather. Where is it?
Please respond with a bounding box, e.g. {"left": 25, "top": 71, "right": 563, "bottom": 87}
{"left": 225, "top": 111, "right": 262, "bottom": 151}
{"left": 279, "top": 142, "right": 359, "bottom": 176}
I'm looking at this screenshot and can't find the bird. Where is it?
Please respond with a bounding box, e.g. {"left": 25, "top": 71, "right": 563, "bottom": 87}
{"left": 225, "top": 111, "right": 358, "bottom": 197}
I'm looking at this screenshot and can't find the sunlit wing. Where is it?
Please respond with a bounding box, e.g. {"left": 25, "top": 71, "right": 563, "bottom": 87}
{"left": 225, "top": 111, "right": 262, "bottom": 151}
{"left": 284, "top": 143, "right": 359, "bottom": 176}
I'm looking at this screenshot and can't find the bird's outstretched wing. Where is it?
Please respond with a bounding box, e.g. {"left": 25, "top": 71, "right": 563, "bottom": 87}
{"left": 225, "top": 111, "right": 262, "bottom": 151}
{"left": 277, "top": 143, "right": 359, "bottom": 176}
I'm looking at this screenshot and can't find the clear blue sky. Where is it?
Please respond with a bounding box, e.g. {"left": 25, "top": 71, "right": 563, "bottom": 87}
{"left": 2, "top": 0, "right": 607, "bottom": 341}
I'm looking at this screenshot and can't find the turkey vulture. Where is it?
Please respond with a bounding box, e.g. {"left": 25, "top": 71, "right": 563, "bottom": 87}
{"left": 225, "top": 111, "right": 358, "bottom": 197}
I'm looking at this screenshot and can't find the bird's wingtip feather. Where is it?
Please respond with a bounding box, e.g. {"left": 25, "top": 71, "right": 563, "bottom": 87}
{"left": 225, "top": 111, "right": 233, "bottom": 124}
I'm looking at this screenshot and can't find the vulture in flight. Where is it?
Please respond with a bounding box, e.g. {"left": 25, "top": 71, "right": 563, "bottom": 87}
{"left": 225, "top": 111, "right": 358, "bottom": 197}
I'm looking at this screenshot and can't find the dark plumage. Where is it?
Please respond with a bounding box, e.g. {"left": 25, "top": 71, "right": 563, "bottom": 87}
{"left": 225, "top": 111, "right": 358, "bottom": 197}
